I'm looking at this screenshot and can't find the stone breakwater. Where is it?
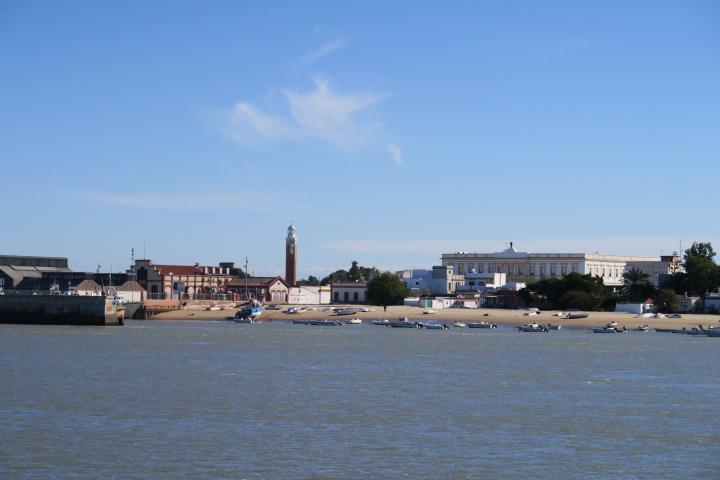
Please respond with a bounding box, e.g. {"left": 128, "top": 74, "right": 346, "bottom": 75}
{"left": 0, "top": 295, "right": 122, "bottom": 326}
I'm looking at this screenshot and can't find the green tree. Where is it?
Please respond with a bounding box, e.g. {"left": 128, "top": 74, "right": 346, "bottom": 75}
{"left": 558, "top": 291, "right": 595, "bottom": 311}
{"left": 321, "top": 262, "right": 380, "bottom": 285}
{"left": 519, "top": 273, "right": 613, "bottom": 311}
{"left": 686, "top": 242, "right": 716, "bottom": 260}
{"left": 348, "top": 261, "right": 361, "bottom": 281}
{"left": 296, "top": 275, "right": 320, "bottom": 286}
{"left": 655, "top": 289, "right": 679, "bottom": 313}
{"left": 367, "top": 272, "right": 408, "bottom": 310}
{"left": 622, "top": 267, "right": 654, "bottom": 302}
{"left": 684, "top": 242, "right": 719, "bottom": 296}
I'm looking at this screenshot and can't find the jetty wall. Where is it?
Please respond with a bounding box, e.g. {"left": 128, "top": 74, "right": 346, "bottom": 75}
{"left": 0, "top": 295, "right": 120, "bottom": 326}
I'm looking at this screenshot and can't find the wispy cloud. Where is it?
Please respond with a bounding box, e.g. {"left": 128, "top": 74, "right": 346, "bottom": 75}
{"left": 387, "top": 143, "right": 403, "bottom": 166}
{"left": 222, "top": 76, "right": 385, "bottom": 149}
{"left": 286, "top": 76, "right": 384, "bottom": 148}
{"left": 299, "top": 37, "right": 347, "bottom": 66}
{"left": 222, "top": 102, "right": 295, "bottom": 144}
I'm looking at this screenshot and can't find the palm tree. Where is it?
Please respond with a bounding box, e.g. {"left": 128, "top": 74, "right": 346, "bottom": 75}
{"left": 622, "top": 267, "right": 651, "bottom": 302}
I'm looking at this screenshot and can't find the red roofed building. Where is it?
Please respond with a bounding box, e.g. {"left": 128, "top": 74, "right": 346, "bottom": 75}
{"left": 133, "top": 259, "right": 239, "bottom": 299}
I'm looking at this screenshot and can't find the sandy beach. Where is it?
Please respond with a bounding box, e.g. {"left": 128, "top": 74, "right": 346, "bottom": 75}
{"left": 150, "top": 304, "right": 720, "bottom": 330}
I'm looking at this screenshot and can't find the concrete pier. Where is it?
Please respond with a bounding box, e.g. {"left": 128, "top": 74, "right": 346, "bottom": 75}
{"left": 0, "top": 295, "right": 121, "bottom": 326}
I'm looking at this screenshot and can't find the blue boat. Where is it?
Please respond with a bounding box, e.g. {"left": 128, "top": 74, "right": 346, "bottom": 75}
{"left": 233, "top": 302, "right": 263, "bottom": 323}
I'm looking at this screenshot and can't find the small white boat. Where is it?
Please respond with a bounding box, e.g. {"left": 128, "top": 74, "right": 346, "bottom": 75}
{"left": 208, "top": 305, "right": 223, "bottom": 311}
{"left": 593, "top": 326, "right": 617, "bottom": 333}
{"left": 424, "top": 323, "right": 444, "bottom": 330}
{"left": 346, "top": 318, "right": 362, "bottom": 325}
{"left": 606, "top": 321, "right": 618, "bottom": 328}
{"left": 372, "top": 319, "right": 390, "bottom": 325}
{"left": 335, "top": 308, "right": 357, "bottom": 316}
{"left": 523, "top": 310, "right": 540, "bottom": 316}
{"left": 453, "top": 322, "right": 467, "bottom": 328}
{"left": 423, "top": 309, "right": 436, "bottom": 314}
{"left": 635, "top": 324, "right": 649, "bottom": 332}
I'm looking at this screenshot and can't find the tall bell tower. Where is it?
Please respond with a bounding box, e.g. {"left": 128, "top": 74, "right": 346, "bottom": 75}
{"left": 285, "top": 223, "right": 297, "bottom": 287}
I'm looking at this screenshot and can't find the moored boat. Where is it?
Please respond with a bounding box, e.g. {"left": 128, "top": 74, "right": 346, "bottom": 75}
{"left": 346, "top": 318, "right": 362, "bottom": 325}
{"left": 292, "top": 320, "right": 309, "bottom": 325}
{"left": 391, "top": 319, "right": 419, "bottom": 328}
{"left": 372, "top": 319, "right": 390, "bottom": 325}
{"left": 310, "top": 319, "right": 341, "bottom": 326}
{"left": 424, "top": 323, "right": 444, "bottom": 330}
{"left": 335, "top": 308, "right": 357, "bottom": 316}
{"left": 233, "top": 302, "right": 263, "bottom": 322}
{"left": 593, "top": 326, "right": 617, "bottom": 333}
{"left": 518, "top": 323, "right": 548, "bottom": 332}
{"left": 453, "top": 322, "right": 467, "bottom": 328}
{"left": 467, "top": 321, "right": 496, "bottom": 329}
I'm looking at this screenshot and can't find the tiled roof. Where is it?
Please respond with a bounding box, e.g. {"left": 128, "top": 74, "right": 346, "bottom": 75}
{"left": 152, "top": 264, "right": 203, "bottom": 275}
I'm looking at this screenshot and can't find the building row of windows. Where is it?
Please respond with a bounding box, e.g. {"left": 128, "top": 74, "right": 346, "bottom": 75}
{"left": 454, "top": 262, "right": 580, "bottom": 276}
{"left": 452, "top": 262, "right": 625, "bottom": 279}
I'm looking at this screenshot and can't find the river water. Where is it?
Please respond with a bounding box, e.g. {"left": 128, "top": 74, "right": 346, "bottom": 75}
{"left": 1, "top": 320, "right": 718, "bottom": 479}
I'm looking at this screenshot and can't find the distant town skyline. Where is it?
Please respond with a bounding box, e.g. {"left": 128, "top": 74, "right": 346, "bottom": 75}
{"left": 2, "top": 1, "right": 718, "bottom": 278}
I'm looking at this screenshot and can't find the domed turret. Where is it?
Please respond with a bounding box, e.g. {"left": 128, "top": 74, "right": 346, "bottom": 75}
{"left": 287, "top": 223, "right": 296, "bottom": 239}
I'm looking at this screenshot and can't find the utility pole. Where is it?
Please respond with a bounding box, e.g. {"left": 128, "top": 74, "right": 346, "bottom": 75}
{"left": 245, "top": 257, "right": 249, "bottom": 302}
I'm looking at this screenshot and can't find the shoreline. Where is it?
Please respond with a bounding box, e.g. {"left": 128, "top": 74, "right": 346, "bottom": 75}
{"left": 149, "top": 305, "right": 720, "bottom": 330}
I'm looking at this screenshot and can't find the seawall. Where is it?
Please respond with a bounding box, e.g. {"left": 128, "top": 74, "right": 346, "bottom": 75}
{"left": 0, "top": 295, "right": 121, "bottom": 326}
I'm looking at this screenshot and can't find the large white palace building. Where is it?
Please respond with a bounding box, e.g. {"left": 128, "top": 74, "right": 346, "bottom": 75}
{"left": 441, "top": 244, "right": 676, "bottom": 287}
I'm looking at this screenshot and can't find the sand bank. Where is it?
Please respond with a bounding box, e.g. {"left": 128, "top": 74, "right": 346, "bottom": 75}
{"left": 149, "top": 305, "right": 720, "bottom": 330}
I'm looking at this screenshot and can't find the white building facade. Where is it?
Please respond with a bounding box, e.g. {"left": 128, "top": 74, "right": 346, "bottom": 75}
{"left": 331, "top": 282, "right": 368, "bottom": 304}
{"left": 442, "top": 245, "right": 673, "bottom": 287}
{"left": 288, "top": 286, "right": 331, "bottom": 305}
{"left": 397, "top": 266, "right": 464, "bottom": 296}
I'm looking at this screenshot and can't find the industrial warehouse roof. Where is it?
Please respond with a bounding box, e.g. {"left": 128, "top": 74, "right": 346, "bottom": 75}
{"left": 118, "top": 280, "right": 145, "bottom": 292}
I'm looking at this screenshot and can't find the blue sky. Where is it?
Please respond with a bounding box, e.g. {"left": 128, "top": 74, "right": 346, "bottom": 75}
{"left": 1, "top": 1, "right": 719, "bottom": 277}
